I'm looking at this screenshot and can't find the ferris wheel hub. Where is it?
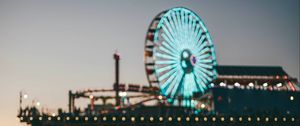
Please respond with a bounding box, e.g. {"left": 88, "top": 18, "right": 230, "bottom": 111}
{"left": 180, "top": 49, "right": 195, "bottom": 73}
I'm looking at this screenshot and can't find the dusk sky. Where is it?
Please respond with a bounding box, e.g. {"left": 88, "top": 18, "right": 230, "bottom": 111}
{"left": 0, "top": 0, "right": 299, "bottom": 125}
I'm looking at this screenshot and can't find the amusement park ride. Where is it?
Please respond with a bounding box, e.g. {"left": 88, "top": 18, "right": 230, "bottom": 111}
{"left": 18, "top": 7, "right": 300, "bottom": 126}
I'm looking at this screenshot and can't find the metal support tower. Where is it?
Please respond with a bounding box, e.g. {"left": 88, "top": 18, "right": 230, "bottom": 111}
{"left": 114, "top": 52, "right": 120, "bottom": 106}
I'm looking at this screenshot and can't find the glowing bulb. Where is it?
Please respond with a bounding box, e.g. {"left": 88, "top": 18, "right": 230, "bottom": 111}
{"left": 200, "top": 104, "right": 205, "bottom": 109}
{"left": 158, "top": 95, "right": 163, "bottom": 100}
{"left": 239, "top": 117, "right": 242, "bottom": 121}
{"left": 230, "top": 117, "right": 234, "bottom": 121}
{"left": 194, "top": 117, "right": 199, "bottom": 121}
{"left": 177, "top": 117, "right": 181, "bottom": 121}
{"left": 220, "top": 82, "right": 226, "bottom": 87}
{"left": 257, "top": 117, "right": 260, "bottom": 121}
{"left": 159, "top": 117, "right": 163, "bottom": 121}
{"left": 168, "top": 117, "right": 172, "bottom": 121}
{"left": 23, "top": 94, "right": 28, "bottom": 99}
{"left": 203, "top": 117, "right": 207, "bottom": 121}
{"left": 36, "top": 101, "right": 40, "bottom": 106}
{"left": 89, "top": 95, "right": 94, "bottom": 99}
{"left": 276, "top": 83, "right": 282, "bottom": 87}
{"left": 263, "top": 83, "right": 268, "bottom": 87}
{"left": 140, "top": 117, "right": 144, "bottom": 121}
{"left": 221, "top": 117, "right": 225, "bottom": 121}
{"left": 186, "top": 117, "right": 190, "bottom": 121}
{"left": 290, "top": 96, "right": 294, "bottom": 101}
{"left": 282, "top": 117, "right": 286, "bottom": 122}
{"left": 212, "top": 117, "right": 216, "bottom": 122}
{"left": 119, "top": 92, "right": 127, "bottom": 97}
{"left": 102, "top": 117, "right": 107, "bottom": 121}
{"left": 248, "top": 117, "right": 251, "bottom": 122}
{"left": 265, "top": 117, "right": 269, "bottom": 122}
{"left": 131, "top": 117, "right": 135, "bottom": 122}
{"left": 248, "top": 82, "right": 254, "bottom": 87}
{"left": 234, "top": 82, "right": 240, "bottom": 87}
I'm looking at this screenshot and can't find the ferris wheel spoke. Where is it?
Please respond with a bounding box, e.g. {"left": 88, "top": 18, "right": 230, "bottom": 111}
{"left": 162, "top": 25, "right": 175, "bottom": 43}
{"left": 185, "top": 22, "right": 192, "bottom": 45}
{"left": 165, "top": 70, "right": 183, "bottom": 97}
{"left": 183, "top": 13, "right": 189, "bottom": 42}
{"left": 155, "top": 50, "right": 177, "bottom": 60}
{"left": 159, "top": 45, "right": 179, "bottom": 58}
{"left": 175, "top": 13, "right": 185, "bottom": 48}
{"left": 194, "top": 24, "right": 201, "bottom": 37}
{"left": 193, "top": 41, "right": 206, "bottom": 54}
{"left": 196, "top": 62, "right": 213, "bottom": 70}
{"left": 178, "top": 13, "right": 186, "bottom": 47}
{"left": 194, "top": 68, "right": 210, "bottom": 85}
{"left": 176, "top": 11, "right": 183, "bottom": 40}
{"left": 198, "top": 59, "right": 213, "bottom": 64}
{"left": 172, "top": 12, "right": 181, "bottom": 37}
{"left": 180, "top": 11, "right": 185, "bottom": 32}
{"left": 192, "top": 72, "right": 205, "bottom": 93}
{"left": 195, "top": 65, "right": 214, "bottom": 78}
{"left": 160, "top": 68, "right": 179, "bottom": 90}
{"left": 163, "top": 18, "right": 176, "bottom": 39}
{"left": 169, "top": 14, "right": 181, "bottom": 47}
{"left": 196, "top": 53, "right": 211, "bottom": 60}
{"left": 156, "top": 63, "right": 178, "bottom": 74}
{"left": 195, "top": 47, "right": 210, "bottom": 57}
{"left": 169, "top": 13, "right": 179, "bottom": 36}
{"left": 195, "top": 34, "right": 206, "bottom": 49}
{"left": 198, "top": 33, "right": 207, "bottom": 44}
{"left": 193, "top": 71, "right": 208, "bottom": 91}
{"left": 162, "top": 34, "right": 179, "bottom": 51}
{"left": 190, "top": 20, "right": 197, "bottom": 41}
{"left": 155, "top": 60, "right": 177, "bottom": 65}
{"left": 171, "top": 72, "right": 185, "bottom": 97}
{"left": 185, "top": 15, "right": 191, "bottom": 44}
{"left": 191, "top": 25, "right": 201, "bottom": 48}
{"left": 181, "top": 11, "right": 186, "bottom": 38}
{"left": 161, "top": 41, "right": 180, "bottom": 55}
{"left": 195, "top": 28, "right": 204, "bottom": 43}
{"left": 158, "top": 65, "right": 178, "bottom": 81}
{"left": 188, "top": 16, "right": 194, "bottom": 40}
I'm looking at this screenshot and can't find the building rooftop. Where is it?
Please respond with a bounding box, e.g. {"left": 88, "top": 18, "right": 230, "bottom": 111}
{"left": 216, "top": 65, "right": 288, "bottom": 76}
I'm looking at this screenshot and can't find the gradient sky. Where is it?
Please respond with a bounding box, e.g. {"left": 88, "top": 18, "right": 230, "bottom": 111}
{"left": 0, "top": 0, "right": 299, "bottom": 125}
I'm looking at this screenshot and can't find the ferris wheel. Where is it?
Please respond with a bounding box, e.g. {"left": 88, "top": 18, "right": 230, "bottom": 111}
{"left": 144, "top": 7, "right": 217, "bottom": 106}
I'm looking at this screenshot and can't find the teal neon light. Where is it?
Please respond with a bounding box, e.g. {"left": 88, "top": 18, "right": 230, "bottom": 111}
{"left": 150, "top": 7, "right": 217, "bottom": 107}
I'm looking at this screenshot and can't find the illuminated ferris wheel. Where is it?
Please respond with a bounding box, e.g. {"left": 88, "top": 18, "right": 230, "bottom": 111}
{"left": 145, "top": 7, "right": 217, "bottom": 105}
